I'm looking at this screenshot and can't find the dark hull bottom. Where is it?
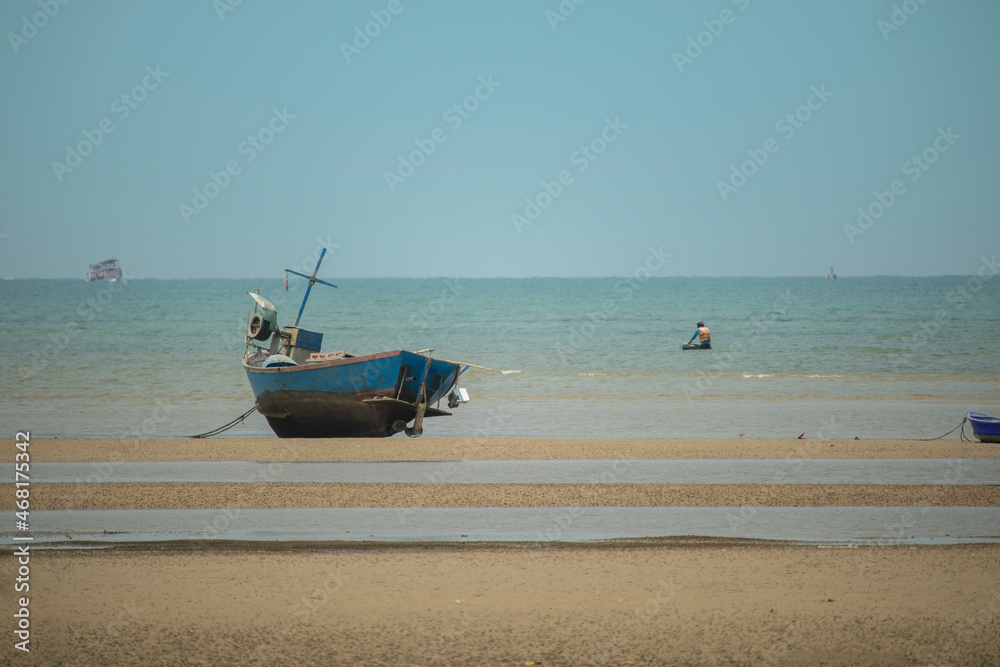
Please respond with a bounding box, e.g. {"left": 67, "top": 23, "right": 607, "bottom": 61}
{"left": 256, "top": 390, "right": 436, "bottom": 438}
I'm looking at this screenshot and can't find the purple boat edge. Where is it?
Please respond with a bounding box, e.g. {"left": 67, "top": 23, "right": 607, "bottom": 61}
{"left": 966, "top": 411, "right": 1000, "bottom": 444}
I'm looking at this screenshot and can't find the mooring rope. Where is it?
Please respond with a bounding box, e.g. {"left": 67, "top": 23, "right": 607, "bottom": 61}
{"left": 917, "top": 417, "right": 969, "bottom": 442}
{"left": 189, "top": 405, "right": 258, "bottom": 438}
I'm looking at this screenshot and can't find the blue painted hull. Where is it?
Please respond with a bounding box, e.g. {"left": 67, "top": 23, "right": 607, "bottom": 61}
{"left": 245, "top": 350, "right": 462, "bottom": 437}
{"left": 968, "top": 412, "right": 1000, "bottom": 444}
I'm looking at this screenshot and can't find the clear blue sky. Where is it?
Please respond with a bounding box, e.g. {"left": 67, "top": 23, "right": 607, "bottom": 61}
{"left": 1, "top": 0, "right": 997, "bottom": 278}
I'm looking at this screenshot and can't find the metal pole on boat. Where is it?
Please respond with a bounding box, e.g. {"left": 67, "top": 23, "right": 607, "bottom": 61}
{"left": 288, "top": 247, "right": 338, "bottom": 328}
{"left": 405, "top": 350, "right": 433, "bottom": 438}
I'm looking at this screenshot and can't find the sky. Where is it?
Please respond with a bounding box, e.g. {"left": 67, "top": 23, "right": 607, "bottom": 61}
{"left": 1, "top": 0, "right": 998, "bottom": 279}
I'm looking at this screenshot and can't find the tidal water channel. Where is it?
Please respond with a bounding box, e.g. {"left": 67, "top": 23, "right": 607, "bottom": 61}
{"left": 31, "top": 459, "right": 999, "bottom": 485}
{"left": 16, "top": 458, "right": 998, "bottom": 547}
{"left": 9, "top": 507, "right": 1000, "bottom": 546}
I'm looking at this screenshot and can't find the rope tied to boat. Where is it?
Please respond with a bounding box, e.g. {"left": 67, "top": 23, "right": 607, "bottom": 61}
{"left": 189, "top": 405, "right": 258, "bottom": 438}
{"left": 917, "top": 417, "right": 972, "bottom": 442}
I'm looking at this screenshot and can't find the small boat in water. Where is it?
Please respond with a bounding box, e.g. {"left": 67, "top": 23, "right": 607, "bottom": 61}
{"left": 967, "top": 412, "right": 1000, "bottom": 443}
{"left": 86, "top": 258, "right": 122, "bottom": 282}
{"left": 243, "top": 248, "right": 487, "bottom": 438}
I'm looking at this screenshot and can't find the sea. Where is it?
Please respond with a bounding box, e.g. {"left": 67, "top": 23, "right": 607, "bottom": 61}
{"left": 2, "top": 275, "right": 998, "bottom": 440}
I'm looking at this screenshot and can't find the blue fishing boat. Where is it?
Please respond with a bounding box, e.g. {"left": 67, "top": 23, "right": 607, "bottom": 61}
{"left": 967, "top": 412, "right": 1000, "bottom": 443}
{"left": 243, "top": 249, "right": 487, "bottom": 438}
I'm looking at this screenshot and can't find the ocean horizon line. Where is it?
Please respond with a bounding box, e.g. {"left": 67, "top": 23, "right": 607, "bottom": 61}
{"left": 1, "top": 274, "right": 984, "bottom": 281}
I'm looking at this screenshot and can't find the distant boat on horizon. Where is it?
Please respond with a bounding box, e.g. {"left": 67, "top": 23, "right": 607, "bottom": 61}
{"left": 826, "top": 266, "right": 837, "bottom": 280}
{"left": 86, "top": 258, "right": 122, "bottom": 282}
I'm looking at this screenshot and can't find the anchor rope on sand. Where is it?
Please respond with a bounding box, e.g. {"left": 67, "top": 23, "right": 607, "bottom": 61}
{"left": 189, "top": 405, "right": 258, "bottom": 438}
{"left": 917, "top": 417, "right": 971, "bottom": 442}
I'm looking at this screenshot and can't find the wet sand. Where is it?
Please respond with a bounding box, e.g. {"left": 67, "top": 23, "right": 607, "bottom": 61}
{"left": 26, "top": 436, "right": 1000, "bottom": 462}
{"left": 33, "top": 481, "right": 1000, "bottom": 510}
{"left": 10, "top": 437, "right": 1000, "bottom": 665}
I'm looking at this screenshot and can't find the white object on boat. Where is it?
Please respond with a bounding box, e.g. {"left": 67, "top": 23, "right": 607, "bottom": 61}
{"left": 262, "top": 354, "right": 297, "bottom": 368}
{"left": 247, "top": 292, "right": 279, "bottom": 332}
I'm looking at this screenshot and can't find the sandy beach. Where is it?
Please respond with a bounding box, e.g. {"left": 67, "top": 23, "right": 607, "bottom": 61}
{"left": 8, "top": 437, "right": 1000, "bottom": 665}
{"left": 27, "top": 436, "right": 1000, "bottom": 462}
{"left": 30, "top": 482, "right": 1000, "bottom": 510}
{"left": 24, "top": 543, "right": 1000, "bottom": 666}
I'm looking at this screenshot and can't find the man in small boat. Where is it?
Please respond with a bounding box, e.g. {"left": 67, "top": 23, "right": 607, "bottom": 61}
{"left": 688, "top": 321, "right": 711, "bottom": 349}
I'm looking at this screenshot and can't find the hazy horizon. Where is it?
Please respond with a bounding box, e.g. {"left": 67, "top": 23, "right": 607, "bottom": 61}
{"left": 5, "top": 272, "right": 993, "bottom": 281}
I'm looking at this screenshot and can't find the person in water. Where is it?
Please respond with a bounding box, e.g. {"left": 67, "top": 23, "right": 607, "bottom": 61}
{"left": 688, "top": 321, "right": 711, "bottom": 349}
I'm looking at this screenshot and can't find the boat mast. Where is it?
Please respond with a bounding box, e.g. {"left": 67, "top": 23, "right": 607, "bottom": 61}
{"left": 285, "top": 247, "right": 338, "bottom": 327}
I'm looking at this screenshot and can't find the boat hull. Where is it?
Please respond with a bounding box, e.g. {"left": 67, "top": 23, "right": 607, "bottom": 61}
{"left": 968, "top": 411, "right": 1000, "bottom": 443}
{"left": 245, "top": 350, "right": 461, "bottom": 438}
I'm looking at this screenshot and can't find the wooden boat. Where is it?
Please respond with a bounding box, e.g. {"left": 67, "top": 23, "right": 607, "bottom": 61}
{"left": 243, "top": 248, "right": 486, "bottom": 438}
{"left": 967, "top": 412, "right": 1000, "bottom": 443}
